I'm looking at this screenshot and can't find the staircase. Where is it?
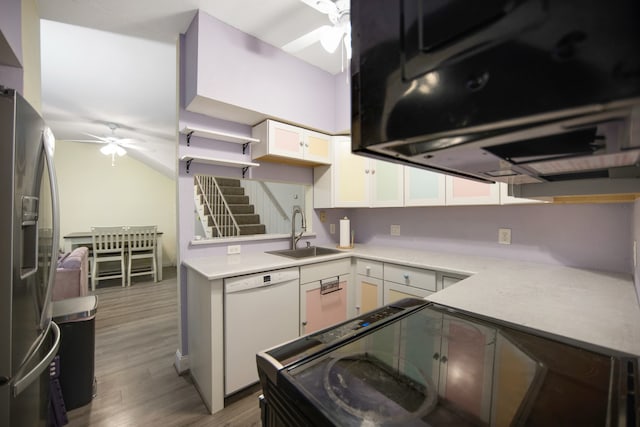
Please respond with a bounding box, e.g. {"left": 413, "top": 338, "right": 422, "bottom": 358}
{"left": 195, "top": 176, "right": 266, "bottom": 238}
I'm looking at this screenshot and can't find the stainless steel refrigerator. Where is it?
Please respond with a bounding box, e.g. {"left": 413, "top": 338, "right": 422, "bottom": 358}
{"left": 0, "top": 87, "right": 62, "bottom": 426}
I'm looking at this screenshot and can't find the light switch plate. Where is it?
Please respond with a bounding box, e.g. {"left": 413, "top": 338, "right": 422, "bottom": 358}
{"left": 390, "top": 224, "right": 401, "bottom": 236}
{"left": 329, "top": 224, "right": 335, "bottom": 234}
{"left": 319, "top": 211, "right": 327, "bottom": 223}
{"left": 498, "top": 228, "right": 511, "bottom": 245}
{"left": 227, "top": 245, "right": 241, "bottom": 254}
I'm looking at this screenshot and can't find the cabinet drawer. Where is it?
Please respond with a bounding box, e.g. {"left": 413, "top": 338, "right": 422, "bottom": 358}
{"left": 356, "top": 258, "right": 383, "bottom": 279}
{"left": 438, "top": 272, "right": 469, "bottom": 290}
{"left": 300, "top": 258, "right": 351, "bottom": 284}
{"left": 383, "top": 263, "right": 436, "bottom": 292}
{"left": 383, "top": 281, "right": 433, "bottom": 305}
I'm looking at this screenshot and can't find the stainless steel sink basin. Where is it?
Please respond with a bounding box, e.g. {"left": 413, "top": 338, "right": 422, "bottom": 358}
{"left": 267, "top": 246, "right": 342, "bottom": 259}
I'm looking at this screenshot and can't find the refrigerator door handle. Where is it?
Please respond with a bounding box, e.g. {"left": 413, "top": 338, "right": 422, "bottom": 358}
{"left": 12, "top": 322, "right": 60, "bottom": 397}
{"left": 39, "top": 127, "right": 60, "bottom": 331}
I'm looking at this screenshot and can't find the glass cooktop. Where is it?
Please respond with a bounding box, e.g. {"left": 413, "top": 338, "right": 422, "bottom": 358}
{"left": 258, "top": 299, "right": 638, "bottom": 427}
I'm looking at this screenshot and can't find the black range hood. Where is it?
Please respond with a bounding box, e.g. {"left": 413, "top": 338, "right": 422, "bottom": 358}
{"left": 351, "top": 0, "right": 640, "bottom": 196}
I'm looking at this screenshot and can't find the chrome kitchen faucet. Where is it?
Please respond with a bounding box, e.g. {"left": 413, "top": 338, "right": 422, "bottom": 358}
{"left": 291, "top": 205, "right": 306, "bottom": 250}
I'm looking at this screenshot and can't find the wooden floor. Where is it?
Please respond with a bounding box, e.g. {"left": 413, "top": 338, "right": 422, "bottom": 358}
{"left": 66, "top": 268, "right": 262, "bottom": 426}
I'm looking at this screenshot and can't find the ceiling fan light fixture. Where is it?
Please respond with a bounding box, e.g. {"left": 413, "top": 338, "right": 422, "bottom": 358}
{"left": 320, "top": 26, "right": 343, "bottom": 53}
{"left": 100, "top": 143, "right": 116, "bottom": 155}
{"left": 100, "top": 142, "right": 127, "bottom": 157}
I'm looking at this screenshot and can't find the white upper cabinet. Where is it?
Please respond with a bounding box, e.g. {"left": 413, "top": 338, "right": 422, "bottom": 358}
{"left": 314, "top": 136, "right": 404, "bottom": 208}
{"left": 445, "top": 176, "right": 501, "bottom": 205}
{"left": 404, "top": 167, "right": 446, "bottom": 206}
{"left": 252, "top": 120, "right": 331, "bottom": 166}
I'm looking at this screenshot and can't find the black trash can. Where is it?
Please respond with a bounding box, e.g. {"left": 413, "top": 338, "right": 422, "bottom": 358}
{"left": 53, "top": 295, "right": 98, "bottom": 410}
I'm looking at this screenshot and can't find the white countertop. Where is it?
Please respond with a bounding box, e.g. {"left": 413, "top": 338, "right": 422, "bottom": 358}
{"left": 183, "top": 245, "right": 640, "bottom": 356}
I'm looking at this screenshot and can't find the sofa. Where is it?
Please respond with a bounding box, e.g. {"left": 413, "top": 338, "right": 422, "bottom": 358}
{"left": 53, "top": 246, "right": 89, "bottom": 301}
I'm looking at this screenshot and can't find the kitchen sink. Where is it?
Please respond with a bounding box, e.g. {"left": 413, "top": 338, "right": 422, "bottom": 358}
{"left": 267, "top": 246, "right": 342, "bottom": 259}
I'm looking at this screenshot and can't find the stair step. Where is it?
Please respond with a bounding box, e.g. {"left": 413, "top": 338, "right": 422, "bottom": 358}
{"left": 209, "top": 224, "right": 266, "bottom": 237}
{"left": 233, "top": 214, "right": 261, "bottom": 225}
{"left": 228, "top": 204, "right": 255, "bottom": 214}
{"left": 208, "top": 214, "right": 261, "bottom": 225}
{"left": 224, "top": 195, "right": 249, "bottom": 205}
{"left": 239, "top": 224, "right": 266, "bottom": 235}
{"left": 219, "top": 186, "right": 245, "bottom": 196}
{"left": 216, "top": 178, "right": 242, "bottom": 188}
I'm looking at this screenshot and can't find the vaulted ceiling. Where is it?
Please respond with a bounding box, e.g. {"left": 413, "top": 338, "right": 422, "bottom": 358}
{"left": 38, "top": 0, "right": 346, "bottom": 176}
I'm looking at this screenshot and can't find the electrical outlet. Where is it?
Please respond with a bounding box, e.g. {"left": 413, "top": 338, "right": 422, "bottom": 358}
{"left": 498, "top": 228, "right": 511, "bottom": 245}
{"left": 227, "top": 245, "right": 241, "bottom": 254}
{"left": 390, "top": 224, "right": 401, "bottom": 236}
{"left": 319, "top": 211, "right": 327, "bottom": 223}
{"left": 330, "top": 224, "right": 336, "bottom": 234}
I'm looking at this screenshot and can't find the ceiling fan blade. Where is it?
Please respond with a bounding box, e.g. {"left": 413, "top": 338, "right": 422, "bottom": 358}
{"left": 116, "top": 138, "right": 142, "bottom": 145}
{"left": 65, "top": 139, "right": 106, "bottom": 144}
{"left": 84, "top": 133, "right": 111, "bottom": 143}
{"left": 301, "top": 0, "right": 338, "bottom": 15}
{"left": 282, "top": 25, "right": 331, "bottom": 53}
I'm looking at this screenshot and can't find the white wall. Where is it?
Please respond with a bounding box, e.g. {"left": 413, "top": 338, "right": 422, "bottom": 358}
{"left": 54, "top": 140, "right": 177, "bottom": 265}
{"left": 184, "top": 10, "right": 339, "bottom": 133}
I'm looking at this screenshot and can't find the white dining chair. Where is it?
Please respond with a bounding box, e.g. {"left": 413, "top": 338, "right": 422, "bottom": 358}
{"left": 90, "top": 226, "right": 127, "bottom": 290}
{"left": 126, "top": 225, "right": 158, "bottom": 286}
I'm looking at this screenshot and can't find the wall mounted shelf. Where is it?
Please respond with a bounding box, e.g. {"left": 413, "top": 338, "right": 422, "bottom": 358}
{"left": 180, "top": 126, "right": 260, "bottom": 154}
{"left": 179, "top": 155, "right": 259, "bottom": 178}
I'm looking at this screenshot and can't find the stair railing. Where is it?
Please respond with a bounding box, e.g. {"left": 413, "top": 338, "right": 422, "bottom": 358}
{"left": 193, "top": 184, "right": 213, "bottom": 238}
{"left": 195, "top": 175, "right": 241, "bottom": 237}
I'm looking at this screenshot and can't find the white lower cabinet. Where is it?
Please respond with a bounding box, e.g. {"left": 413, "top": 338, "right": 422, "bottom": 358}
{"left": 300, "top": 277, "right": 350, "bottom": 335}
{"left": 355, "top": 275, "right": 383, "bottom": 315}
{"left": 383, "top": 280, "right": 433, "bottom": 303}
{"left": 382, "top": 263, "right": 437, "bottom": 304}
{"left": 300, "top": 258, "right": 352, "bottom": 335}
{"left": 354, "top": 258, "right": 384, "bottom": 315}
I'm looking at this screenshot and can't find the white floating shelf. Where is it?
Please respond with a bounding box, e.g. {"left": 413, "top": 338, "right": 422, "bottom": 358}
{"left": 179, "top": 155, "right": 259, "bottom": 177}
{"left": 181, "top": 126, "right": 260, "bottom": 145}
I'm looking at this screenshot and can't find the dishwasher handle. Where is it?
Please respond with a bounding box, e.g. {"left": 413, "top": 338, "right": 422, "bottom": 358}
{"left": 320, "top": 278, "right": 342, "bottom": 295}
{"left": 225, "top": 268, "right": 299, "bottom": 293}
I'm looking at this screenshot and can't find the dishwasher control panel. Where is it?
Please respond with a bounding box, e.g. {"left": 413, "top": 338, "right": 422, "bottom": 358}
{"left": 225, "top": 267, "right": 299, "bottom": 293}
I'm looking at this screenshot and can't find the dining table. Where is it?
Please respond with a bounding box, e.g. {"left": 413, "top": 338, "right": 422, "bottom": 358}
{"left": 63, "top": 230, "right": 164, "bottom": 281}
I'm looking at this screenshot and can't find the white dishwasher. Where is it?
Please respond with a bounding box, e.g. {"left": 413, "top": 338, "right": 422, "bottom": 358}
{"left": 224, "top": 267, "right": 300, "bottom": 395}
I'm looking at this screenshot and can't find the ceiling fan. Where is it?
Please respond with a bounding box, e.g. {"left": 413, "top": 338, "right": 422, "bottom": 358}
{"left": 69, "top": 123, "right": 143, "bottom": 166}
{"left": 282, "top": 0, "right": 351, "bottom": 60}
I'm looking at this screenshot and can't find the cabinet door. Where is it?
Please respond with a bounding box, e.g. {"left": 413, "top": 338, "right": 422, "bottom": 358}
{"left": 445, "top": 176, "right": 500, "bottom": 205}
{"left": 355, "top": 275, "right": 383, "bottom": 316}
{"left": 383, "top": 281, "right": 433, "bottom": 305}
{"left": 404, "top": 167, "right": 446, "bottom": 206}
{"left": 438, "top": 316, "right": 496, "bottom": 423}
{"left": 370, "top": 160, "right": 404, "bottom": 207}
{"left": 333, "top": 136, "right": 370, "bottom": 207}
{"left": 269, "top": 121, "right": 304, "bottom": 159}
{"left": 304, "top": 129, "right": 331, "bottom": 164}
{"left": 300, "top": 278, "right": 349, "bottom": 335}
